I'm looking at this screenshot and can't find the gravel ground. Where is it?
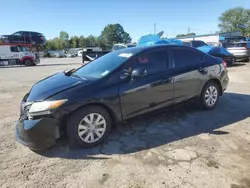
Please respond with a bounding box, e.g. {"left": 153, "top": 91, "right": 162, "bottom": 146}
{"left": 0, "top": 58, "right": 250, "bottom": 188}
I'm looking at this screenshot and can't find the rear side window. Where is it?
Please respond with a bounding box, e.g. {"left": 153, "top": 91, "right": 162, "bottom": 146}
{"left": 131, "top": 49, "right": 168, "bottom": 74}
{"left": 173, "top": 48, "right": 203, "bottom": 68}
{"left": 191, "top": 41, "right": 207, "bottom": 48}
{"left": 182, "top": 42, "right": 191, "bottom": 47}
{"left": 10, "top": 46, "right": 19, "bottom": 52}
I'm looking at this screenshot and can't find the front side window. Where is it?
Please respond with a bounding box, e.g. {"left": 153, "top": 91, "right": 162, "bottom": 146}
{"left": 173, "top": 48, "right": 203, "bottom": 68}
{"left": 130, "top": 49, "right": 168, "bottom": 74}
{"left": 18, "top": 46, "right": 28, "bottom": 52}
{"left": 10, "top": 46, "right": 20, "bottom": 52}
{"left": 13, "top": 32, "right": 22, "bottom": 36}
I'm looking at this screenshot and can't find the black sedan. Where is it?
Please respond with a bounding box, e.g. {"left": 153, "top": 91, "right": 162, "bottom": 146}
{"left": 197, "top": 46, "right": 236, "bottom": 66}
{"left": 16, "top": 45, "right": 229, "bottom": 150}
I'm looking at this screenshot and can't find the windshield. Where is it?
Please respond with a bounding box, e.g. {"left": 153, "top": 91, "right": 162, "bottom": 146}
{"left": 232, "top": 43, "right": 247, "bottom": 47}
{"left": 72, "top": 49, "right": 140, "bottom": 79}
{"left": 18, "top": 46, "right": 28, "bottom": 52}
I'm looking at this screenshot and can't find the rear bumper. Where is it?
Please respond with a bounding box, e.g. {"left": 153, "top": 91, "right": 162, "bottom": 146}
{"left": 221, "top": 71, "right": 229, "bottom": 93}
{"left": 16, "top": 118, "right": 59, "bottom": 150}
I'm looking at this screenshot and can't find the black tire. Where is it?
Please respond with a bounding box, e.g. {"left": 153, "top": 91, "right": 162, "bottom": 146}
{"left": 245, "top": 57, "right": 249, "bottom": 62}
{"left": 199, "top": 81, "right": 220, "bottom": 110}
{"left": 24, "top": 59, "right": 32, "bottom": 66}
{"left": 66, "top": 105, "right": 112, "bottom": 148}
{"left": 229, "top": 57, "right": 236, "bottom": 66}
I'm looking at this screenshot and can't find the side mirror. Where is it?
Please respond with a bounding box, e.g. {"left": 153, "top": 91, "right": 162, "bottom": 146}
{"left": 120, "top": 69, "right": 131, "bottom": 80}
{"left": 131, "top": 68, "right": 147, "bottom": 78}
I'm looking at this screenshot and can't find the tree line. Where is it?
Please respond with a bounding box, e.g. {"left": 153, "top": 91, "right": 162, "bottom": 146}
{"left": 44, "top": 7, "right": 249, "bottom": 50}
{"left": 44, "top": 23, "right": 132, "bottom": 51}
{"left": 176, "top": 7, "right": 250, "bottom": 38}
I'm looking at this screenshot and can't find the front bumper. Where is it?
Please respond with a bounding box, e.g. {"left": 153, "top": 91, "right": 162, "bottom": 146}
{"left": 16, "top": 117, "right": 59, "bottom": 150}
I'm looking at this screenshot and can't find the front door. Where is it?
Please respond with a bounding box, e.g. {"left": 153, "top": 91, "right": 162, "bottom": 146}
{"left": 118, "top": 48, "right": 174, "bottom": 120}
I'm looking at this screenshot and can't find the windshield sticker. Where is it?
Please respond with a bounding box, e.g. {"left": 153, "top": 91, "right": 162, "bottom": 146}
{"left": 101, "top": 70, "right": 110, "bottom": 76}
{"left": 118, "top": 53, "right": 133, "bottom": 58}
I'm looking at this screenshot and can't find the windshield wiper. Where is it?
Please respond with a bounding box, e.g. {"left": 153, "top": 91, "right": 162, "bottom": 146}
{"left": 64, "top": 68, "right": 75, "bottom": 76}
{"left": 71, "top": 74, "right": 87, "bottom": 80}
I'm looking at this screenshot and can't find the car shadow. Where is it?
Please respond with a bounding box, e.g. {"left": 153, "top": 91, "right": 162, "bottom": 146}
{"left": 231, "top": 63, "right": 246, "bottom": 67}
{"left": 36, "top": 92, "right": 250, "bottom": 159}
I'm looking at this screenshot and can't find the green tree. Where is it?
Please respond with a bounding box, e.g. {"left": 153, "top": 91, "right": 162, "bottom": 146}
{"left": 69, "top": 36, "right": 79, "bottom": 48}
{"left": 218, "top": 7, "right": 250, "bottom": 36}
{"left": 45, "top": 40, "right": 56, "bottom": 50}
{"left": 100, "top": 23, "right": 132, "bottom": 49}
{"left": 59, "top": 31, "right": 69, "bottom": 48}
{"left": 85, "top": 35, "right": 98, "bottom": 47}
{"left": 176, "top": 32, "right": 196, "bottom": 38}
{"left": 54, "top": 37, "right": 63, "bottom": 50}
{"left": 78, "top": 35, "right": 86, "bottom": 47}
{"left": 123, "top": 32, "right": 132, "bottom": 44}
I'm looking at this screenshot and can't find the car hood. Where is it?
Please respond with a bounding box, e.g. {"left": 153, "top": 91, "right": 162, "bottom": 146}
{"left": 26, "top": 72, "right": 89, "bottom": 102}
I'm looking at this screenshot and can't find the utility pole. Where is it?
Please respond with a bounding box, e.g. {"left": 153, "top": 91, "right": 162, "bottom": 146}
{"left": 154, "top": 23, "right": 156, "bottom": 35}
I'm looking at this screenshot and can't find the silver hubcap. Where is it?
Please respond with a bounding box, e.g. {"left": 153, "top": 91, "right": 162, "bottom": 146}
{"left": 205, "top": 86, "right": 218, "bottom": 107}
{"left": 78, "top": 113, "right": 106, "bottom": 143}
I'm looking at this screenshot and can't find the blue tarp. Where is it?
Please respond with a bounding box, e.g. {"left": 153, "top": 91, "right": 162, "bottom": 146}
{"left": 137, "top": 34, "right": 182, "bottom": 47}
{"left": 197, "top": 46, "right": 231, "bottom": 56}
{"left": 197, "top": 45, "right": 214, "bottom": 53}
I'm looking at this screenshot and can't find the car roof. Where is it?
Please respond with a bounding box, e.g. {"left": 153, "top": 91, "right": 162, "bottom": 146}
{"left": 234, "top": 41, "right": 249, "bottom": 43}
{"left": 116, "top": 44, "right": 198, "bottom": 54}
{"left": 15, "top": 31, "right": 42, "bottom": 34}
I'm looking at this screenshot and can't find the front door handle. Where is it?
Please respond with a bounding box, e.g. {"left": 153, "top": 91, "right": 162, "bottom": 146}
{"left": 198, "top": 67, "right": 208, "bottom": 74}
{"left": 161, "top": 77, "right": 172, "bottom": 83}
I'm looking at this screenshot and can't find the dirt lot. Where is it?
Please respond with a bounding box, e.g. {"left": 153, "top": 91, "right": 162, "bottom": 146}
{"left": 0, "top": 58, "right": 250, "bottom": 188}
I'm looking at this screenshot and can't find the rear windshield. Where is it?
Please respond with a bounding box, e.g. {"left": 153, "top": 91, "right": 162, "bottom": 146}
{"left": 191, "top": 41, "right": 207, "bottom": 48}
{"left": 232, "top": 43, "right": 247, "bottom": 47}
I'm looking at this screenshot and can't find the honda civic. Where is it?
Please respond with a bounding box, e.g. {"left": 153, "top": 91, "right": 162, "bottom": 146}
{"left": 16, "top": 45, "right": 229, "bottom": 150}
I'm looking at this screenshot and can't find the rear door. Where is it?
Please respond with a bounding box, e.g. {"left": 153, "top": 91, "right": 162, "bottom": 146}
{"left": 118, "top": 48, "right": 174, "bottom": 119}
{"left": 22, "top": 32, "right": 31, "bottom": 44}
{"left": 170, "top": 47, "right": 205, "bottom": 103}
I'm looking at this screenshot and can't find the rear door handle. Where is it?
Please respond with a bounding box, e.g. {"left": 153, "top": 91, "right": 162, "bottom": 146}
{"left": 198, "top": 67, "right": 208, "bottom": 74}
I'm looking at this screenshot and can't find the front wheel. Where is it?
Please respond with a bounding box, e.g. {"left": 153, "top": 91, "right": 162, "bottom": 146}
{"left": 24, "top": 59, "right": 32, "bottom": 66}
{"left": 200, "top": 81, "right": 220, "bottom": 110}
{"left": 67, "top": 106, "right": 112, "bottom": 148}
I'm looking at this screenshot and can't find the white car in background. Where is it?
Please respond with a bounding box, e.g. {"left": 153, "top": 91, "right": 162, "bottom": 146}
{"left": 227, "top": 42, "right": 250, "bottom": 62}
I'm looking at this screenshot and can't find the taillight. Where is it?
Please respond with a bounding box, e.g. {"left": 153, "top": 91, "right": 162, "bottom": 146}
{"left": 222, "top": 60, "right": 227, "bottom": 69}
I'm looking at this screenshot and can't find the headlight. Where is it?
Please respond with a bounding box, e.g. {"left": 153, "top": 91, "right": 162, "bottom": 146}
{"left": 28, "top": 99, "right": 68, "bottom": 117}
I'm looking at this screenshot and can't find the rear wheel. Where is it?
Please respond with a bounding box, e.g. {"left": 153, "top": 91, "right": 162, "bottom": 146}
{"left": 230, "top": 57, "right": 236, "bottom": 66}
{"left": 199, "top": 81, "right": 219, "bottom": 110}
{"left": 67, "top": 106, "right": 112, "bottom": 148}
{"left": 24, "top": 59, "right": 32, "bottom": 66}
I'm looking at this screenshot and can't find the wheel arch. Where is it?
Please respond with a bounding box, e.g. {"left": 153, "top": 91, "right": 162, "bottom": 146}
{"left": 66, "top": 102, "right": 118, "bottom": 129}
{"left": 202, "top": 78, "right": 223, "bottom": 96}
